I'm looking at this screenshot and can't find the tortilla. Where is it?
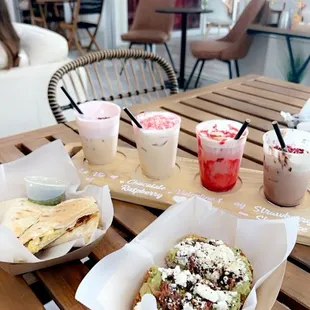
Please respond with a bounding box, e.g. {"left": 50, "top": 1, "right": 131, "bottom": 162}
{"left": 0, "top": 198, "right": 49, "bottom": 237}
{"left": 46, "top": 211, "right": 100, "bottom": 248}
{"left": 18, "top": 197, "right": 99, "bottom": 254}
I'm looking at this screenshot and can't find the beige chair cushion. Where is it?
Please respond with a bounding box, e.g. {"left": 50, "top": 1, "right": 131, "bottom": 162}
{"left": 191, "top": 40, "right": 232, "bottom": 59}
{"left": 121, "top": 30, "right": 170, "bottom": 44}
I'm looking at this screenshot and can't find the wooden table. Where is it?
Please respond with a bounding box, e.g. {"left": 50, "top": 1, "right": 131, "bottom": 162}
{"left": 0, "top": 75, "right": 309, "bottom": 310}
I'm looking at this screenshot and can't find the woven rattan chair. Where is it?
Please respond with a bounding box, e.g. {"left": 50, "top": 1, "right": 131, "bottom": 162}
{"left": 48, "top": 49, "right": 179, "bottom": 123}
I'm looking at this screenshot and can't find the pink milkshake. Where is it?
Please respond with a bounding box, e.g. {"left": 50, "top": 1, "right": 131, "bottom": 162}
{"left": 132, "top": 111, "right": 181, "bottom": 179}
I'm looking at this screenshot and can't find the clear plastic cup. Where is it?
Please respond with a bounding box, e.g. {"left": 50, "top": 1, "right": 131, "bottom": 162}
{"left": 263, "top": 128, "right": 310, "bottom": 207}
{"left": 132, "top": 111, "right": 181, "bottom": 180}
{"left": 196, "top": 120, "right": 248, "bottom": 192}
{"left": 75, "top": 101, "right": 121, "bottom": 165}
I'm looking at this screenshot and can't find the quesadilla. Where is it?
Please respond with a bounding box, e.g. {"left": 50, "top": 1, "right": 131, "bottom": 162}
{"left": 17, "top": 197, "right": 99, "bottom": 254}
{"left": 165, "top": 235, "right": 253, "bottom": 302}
{"left": 0, "top": 198, "right": 49, "bottom": 237}
{"left": 133, "top": 266, "right": 241, "bottom": 310}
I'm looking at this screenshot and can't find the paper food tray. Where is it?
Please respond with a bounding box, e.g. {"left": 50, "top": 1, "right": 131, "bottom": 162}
{"left": 0, "top": 140, "right": 114, "bottom": 275}
{"left": 76, "top": 197, "right": 298, "bottom": 310}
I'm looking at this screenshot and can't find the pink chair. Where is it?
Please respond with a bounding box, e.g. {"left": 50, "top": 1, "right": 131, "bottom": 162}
{"left": 185, "top": 0, "right": 266, "bottom": 90}
{"left": 121, "top": 0, "right": 176, "bottom": 72}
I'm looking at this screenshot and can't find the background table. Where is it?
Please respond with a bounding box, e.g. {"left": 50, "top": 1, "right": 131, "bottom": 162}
{"left": 248, "top": 24, "right": 310, "bottom": 83}
{"left": 0, "top": 75, "right": 309, "bottom": 309}
{"left": 156, "top": 7, "right": 213, "bottom": 89}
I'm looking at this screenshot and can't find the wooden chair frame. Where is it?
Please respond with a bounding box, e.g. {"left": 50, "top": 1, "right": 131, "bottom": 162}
{"left": 78, "top": 0, "right": 105, "bottom": 51}
{"left": 48, "top": 49, "right": 179, "bottom": 123}
{"left": 59, "top": 0, "right": 83, "bottom": 53}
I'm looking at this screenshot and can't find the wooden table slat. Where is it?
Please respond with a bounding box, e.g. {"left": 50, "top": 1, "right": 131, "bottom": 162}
{"left": 36, "top": 261, "right": 89, "bottom": 310}
{"left": 243, "top": 80, "right": 310, "bottom": 101}
{"left": 257, "top": 76, "right": 310, "bottom": 94}
{"left": 160, "top": 101, "right": 265, "bottom": 145}
{"left": 0, "top": 270, "right": 44, "bottom": 310}
{"left": 228, "top": 84, "right": 306, "bottom": 108}
{"left": 213, "top": 88, "right": 300, "bottom": 114}
{"left": 22, "top": 138, "right": 51, "bottom": 152}
{"left": 0, "top": 124, "right": 69, "bottom": 146}
{"left": 198, "top": 93, "right": 286, "bottom": 124}
{"left": 281, "top": 261, "right": 310, "bottom": 309}
{"left": 90, "top": 227, "right": 127, "bottom": 261}
{"left": 182, "top": 97, "right": 275, "bottom": 132}
{"left": 0, "top": 145, "right": 25, "bottom": 163}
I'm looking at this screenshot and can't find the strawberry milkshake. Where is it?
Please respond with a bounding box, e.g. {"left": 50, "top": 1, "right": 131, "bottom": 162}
{"left": 196, "top": 120, "right": 248, "bottom": 192}
{"left": 133, "top": 111, "right": 181, "bottom": 179}
{"left": 263, "top": 129, "right": 310, "bottom": 207}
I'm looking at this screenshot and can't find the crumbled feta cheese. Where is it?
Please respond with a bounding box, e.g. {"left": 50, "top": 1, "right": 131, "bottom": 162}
{"left": 213, "top": 300, "right": 229, "bottom": 310}
{"left": 134, "top": 302, "right": 141, "bottom": 310}
{"left": 185, "top": 292, "right": 192, "bottom": 300}
{"left": 194, "top": 283, "right": 219, "bottom": 302}
{"left": 173, "top": 238, "right": 249, "bottom": 284}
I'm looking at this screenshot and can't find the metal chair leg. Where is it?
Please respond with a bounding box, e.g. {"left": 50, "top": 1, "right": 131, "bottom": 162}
{"left": 164, "top": 42, "right": 177, "bottom": 73}
{"left": 184, "top": 59, "right": 200, "bottom": 91}
{"left": 228, "top": 61, "right": 232, "bottom": 79}
{"left": 195, "top": 60, "right": 206, "bottom": 88}
{"left": 234, "top": 60, "right": 240, "bottom": 77}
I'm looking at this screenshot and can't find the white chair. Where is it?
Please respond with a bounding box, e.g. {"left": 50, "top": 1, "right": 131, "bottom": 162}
{"left": 0, "top": 23, "right": 70, "bottom": 138}
{"left": 205, "top": 0, "right": 233, "bottom": 38}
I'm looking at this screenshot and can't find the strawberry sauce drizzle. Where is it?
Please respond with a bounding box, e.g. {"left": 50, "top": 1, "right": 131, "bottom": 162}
{"left": 274, "top": 145, "right": 304, "bottom": 154}
{"left": 199, "top": 124, "right": 239, "bottom": 145}
{"left": 139, "top": 114, "right": 179, "bottom": 130}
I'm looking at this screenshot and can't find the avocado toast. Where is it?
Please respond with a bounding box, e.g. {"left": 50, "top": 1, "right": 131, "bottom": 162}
{"left": 133, "top": 265, "right": 241, "bottom": 310}
{"left": 165, "top": 235, "right": 253, "bottom": 303}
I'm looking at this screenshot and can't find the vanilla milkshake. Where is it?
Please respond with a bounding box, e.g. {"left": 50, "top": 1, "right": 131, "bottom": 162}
{"left": 263, "top": 129, "right": 310, "bottom": 207}
{"left": 133, "top": 111, "right": 181, "bottom": 179}
{"left": 196, "top": 120, "right": 248, "bottom": 192}
{"left": 75, "top": 101, "right": 121, "bottom": 165}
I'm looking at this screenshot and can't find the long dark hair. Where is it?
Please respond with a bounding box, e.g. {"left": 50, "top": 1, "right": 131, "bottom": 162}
{"left": 0, "top": 0, "right": 20, "bottom": 69}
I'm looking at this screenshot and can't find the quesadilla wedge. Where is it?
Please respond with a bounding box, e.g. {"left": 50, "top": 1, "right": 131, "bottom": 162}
{"left": 46, "top": 210, "right": 100, "bottom": 248}
{"left": 18, "top": 197, "right": 99, "bottom": 254}
{"left": 165, "top": 235, "right": 253, "bottom": 303}
{"left": 133, "top": 265, "right": 241, "bottom": 310}
{"left": 0, "top": 198, "right": 49, "bottom": 237}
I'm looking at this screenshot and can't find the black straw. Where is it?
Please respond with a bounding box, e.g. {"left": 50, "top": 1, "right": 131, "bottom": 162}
{"left": 234, "top": 119, "right": 250, "bottom": 140}
{"left": 61, "top": 86, "right": 83, "bottom": 115}
{"left": 272, "top": 121, "right": 287, "bottom": 151}
{"left": 123, "top": 108, "right": 142, "bottom": 129}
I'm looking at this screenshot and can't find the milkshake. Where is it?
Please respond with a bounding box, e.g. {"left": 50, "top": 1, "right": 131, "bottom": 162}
{"left": 196, "top": 120, "right": 248, "bottom": 192}
{"left": 75, "top": 101, "right": 121, "bottom": 165}
{"left": 133, "top": 111, "right": 181, "bottom": 179}
{"left": 263, "top": 129, "right": 310, "bottom": 207}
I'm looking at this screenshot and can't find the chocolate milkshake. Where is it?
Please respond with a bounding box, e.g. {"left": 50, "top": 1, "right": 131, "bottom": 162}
{"left": 263, "top": 129, "right": 310, "bottom": 207}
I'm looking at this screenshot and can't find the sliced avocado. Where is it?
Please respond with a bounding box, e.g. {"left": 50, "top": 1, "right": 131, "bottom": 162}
{"left": 140, "top": 266, "right": 162, "bottom": 297}
{"left": 166, "top": 248, "right": 178, "bottom": 266}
